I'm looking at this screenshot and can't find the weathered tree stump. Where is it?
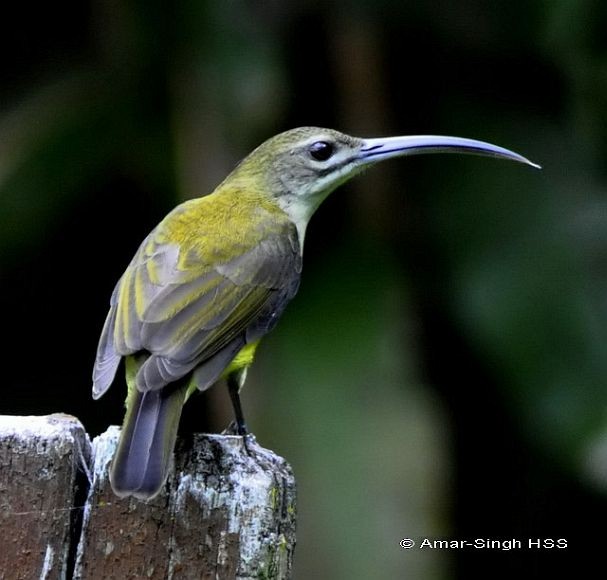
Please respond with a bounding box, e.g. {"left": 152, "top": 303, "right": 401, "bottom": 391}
{"left": 0, "top": 416, "right": 296, "bottom": 579}
{"left": 74, "top": 428, "right": 297, "bottom": 579}
{"left": 0, "top": 414, "right": 91, "bottom": 580}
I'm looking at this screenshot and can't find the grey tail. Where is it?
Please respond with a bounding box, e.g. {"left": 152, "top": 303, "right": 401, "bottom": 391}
{"left": 110, "top": 383, "right": 188, "bottom": 500}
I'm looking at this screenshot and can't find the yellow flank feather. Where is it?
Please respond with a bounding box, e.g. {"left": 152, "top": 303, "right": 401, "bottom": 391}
{"left": 184, "top": 341, "right": 260, "bottom": 400}
{"left": 124, "top": 353, "right": 140, "bottom": 398}
{"left": 223, "top": 341, "right": 260, "bottom": 376}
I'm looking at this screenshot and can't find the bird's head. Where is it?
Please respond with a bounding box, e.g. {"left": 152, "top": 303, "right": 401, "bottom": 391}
{"left": 224, "top": 126, "right": 540, "bottom": 243}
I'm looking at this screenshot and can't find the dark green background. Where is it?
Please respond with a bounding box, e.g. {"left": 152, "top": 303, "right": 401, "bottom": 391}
{"left": 1, "top": 1, "right": 605, "bottom": 577}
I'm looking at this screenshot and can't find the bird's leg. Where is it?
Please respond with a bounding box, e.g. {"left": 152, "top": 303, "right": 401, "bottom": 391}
{"left": 227, "top": 373, "right": 248, "bottom": 436}
{"left": 226, "top": 370, "right": 252, "bottom": 454}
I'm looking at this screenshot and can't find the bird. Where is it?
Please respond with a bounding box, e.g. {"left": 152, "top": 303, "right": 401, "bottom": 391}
{"left": 92, "top": 127, "right": 539, "bottom": 499}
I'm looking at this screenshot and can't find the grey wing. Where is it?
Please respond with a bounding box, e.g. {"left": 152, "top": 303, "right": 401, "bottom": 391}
{"left": 92, "top": 225, "right": 301, "bottom": 398}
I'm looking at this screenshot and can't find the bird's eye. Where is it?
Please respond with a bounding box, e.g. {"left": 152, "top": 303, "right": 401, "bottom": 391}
{"left": 309, "top": 141, "right": 335, "bottom": 161}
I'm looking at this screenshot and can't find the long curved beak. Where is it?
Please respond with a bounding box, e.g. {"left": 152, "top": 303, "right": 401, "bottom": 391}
{"left": 359, "top": 135, "right": 540, "bottom": 169}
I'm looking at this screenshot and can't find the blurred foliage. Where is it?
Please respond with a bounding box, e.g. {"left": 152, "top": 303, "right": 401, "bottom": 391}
{"left": 1, "top": 0, "right": 606, "bottom": 578}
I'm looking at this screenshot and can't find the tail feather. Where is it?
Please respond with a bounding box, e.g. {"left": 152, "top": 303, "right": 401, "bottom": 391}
{"left": 110, "top": 382, "right": 188, "bottom": 499}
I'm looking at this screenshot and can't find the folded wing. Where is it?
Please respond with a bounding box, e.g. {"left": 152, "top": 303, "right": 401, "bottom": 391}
{"left": 92, "top": 198, "right": 301, "bottom": 398}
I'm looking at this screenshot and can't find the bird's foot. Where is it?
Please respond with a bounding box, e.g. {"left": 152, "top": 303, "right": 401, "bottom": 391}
{"left": 222, "top": 420, "right": 255, "bottom": 456}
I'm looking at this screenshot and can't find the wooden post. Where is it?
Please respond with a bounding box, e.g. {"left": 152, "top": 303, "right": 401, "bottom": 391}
{"left": 0, "top": 416, "right": 297, "bottom": 579}
{"left": 0, "top": 414, "right": 92, "bottom": 579}
{"left": 74, "top": 428, "right": 297, "bottom": 579}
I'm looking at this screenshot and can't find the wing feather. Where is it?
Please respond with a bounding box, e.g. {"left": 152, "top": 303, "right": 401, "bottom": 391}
{"left": 92, "top": 305, "right": 121, "bottom": 399}
{"left": 92, "top": 194, "right": 302, "bottom": 396}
